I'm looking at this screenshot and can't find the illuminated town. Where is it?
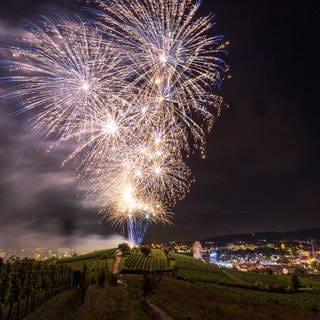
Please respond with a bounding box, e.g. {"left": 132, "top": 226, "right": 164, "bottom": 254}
{"left": 165, "top": 239, "right": 320, "bottom": 275}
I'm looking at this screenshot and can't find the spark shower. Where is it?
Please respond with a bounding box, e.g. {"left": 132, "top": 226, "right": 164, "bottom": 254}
{"left": 2, "top": 0, "right": 227, "bottom": 246}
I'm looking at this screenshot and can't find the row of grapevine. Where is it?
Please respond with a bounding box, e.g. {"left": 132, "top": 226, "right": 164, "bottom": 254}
{"left": 124, "top": 249, "right": 170, "bottom": 272}
{"left": 0, "top": 257, "right": 74, "bottom": 320}
{"left": 61, "top": 257, "right": 111, "bottom": 287}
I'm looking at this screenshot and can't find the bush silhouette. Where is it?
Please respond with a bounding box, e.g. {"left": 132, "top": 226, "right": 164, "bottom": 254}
{"left": 291, "top": 275, "right": 300, "bottom": 291}
{"left": 140, "top": 246, "right": 151, "bottom": 256}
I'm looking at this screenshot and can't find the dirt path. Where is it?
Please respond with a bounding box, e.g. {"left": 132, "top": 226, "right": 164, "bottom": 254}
{"left": 145, "top": 300, "right": 174, "bottom": 320}
{"left": 113, "top": 250, "right": 123, "bottom": 274}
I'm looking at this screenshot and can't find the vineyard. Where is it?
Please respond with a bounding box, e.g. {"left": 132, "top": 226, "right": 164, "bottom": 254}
{"left": 123, "top": 249, "right": 171, "bottom": 273}
{"left": 57, "top": 249, "right": 116, "bottom": 271}
{"left": 0, "top": 248, "right": 121, "bottom": 320}
{"left": 0, "top": 258, "right": 73, "bottom": 320}
{"left": 58, "top": 248, "right": 116, "bottom": 266}
{"left": 150, "top": 253, "right": 320, "bottom": 317}
{"left": 169, "top": 253, "right": 320, "bottom": 293}
{"left": 2, "top": 250, "right": 320, "bottom": 319}
{"left": 58, "top": 248, "right": 116, "bottom": 282}
{"left": 58, "top": 248, "right": 172, "bottom": 274}
{"left": 149, "top": 277, "right": 320, "bottom": 320}
{"left": 206, "top": 282, "right": 320, "bottom": 314}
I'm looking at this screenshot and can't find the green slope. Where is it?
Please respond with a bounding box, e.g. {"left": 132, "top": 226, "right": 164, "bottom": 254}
{"left": 35, "top": 249, "right": 320, "bottom": 319}
{"left": 150, "top": 277, "right": 320, "bottom": 320}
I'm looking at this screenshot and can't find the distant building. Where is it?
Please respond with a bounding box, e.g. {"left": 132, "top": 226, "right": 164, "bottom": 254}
{"left": 236, "top": 263, "right": 263, "bottom": 272}
{"left": 209, "top": 251, "right": 218, "bottom": 264}
{"left": 266, "top": 243, "right": 275, "bottom": 249}
{"left": 193, "top": 241, "right": 204, "bottom": 261}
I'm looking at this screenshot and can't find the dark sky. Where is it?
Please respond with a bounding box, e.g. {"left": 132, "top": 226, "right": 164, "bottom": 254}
{"left": 0, "top": 0, "right": 319, "bottom": 249}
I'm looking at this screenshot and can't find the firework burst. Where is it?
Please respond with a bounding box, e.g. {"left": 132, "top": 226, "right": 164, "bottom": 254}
{"left": 2, "top": 0, "right": 227, "bottom": 246}
{"left": 94, "top": 0, "right": 226, "bottom": 153}
{"left": 3, "top": 16, "right": 125, "bottom": 139}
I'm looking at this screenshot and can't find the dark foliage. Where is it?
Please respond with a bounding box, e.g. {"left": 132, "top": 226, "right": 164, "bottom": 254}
{"left": 140, "top": 246, "right": 151, "bottom": 257}
{"left": 291, "top": 275, "right": 301, "bottom": 291}
{"left": 97, "top": 271, "right": 106, "bottom": 287}
{"left": 142, "top": 272, "right": 162, "bottom": 298}
{"left": 0, "top": 258, "right": 73, "bottom": 320}
{"left": 109, "top": 274, "right": 118, "bottom": 287}
{"left": 118, "top": 243, "right": 130, "bottom": 254}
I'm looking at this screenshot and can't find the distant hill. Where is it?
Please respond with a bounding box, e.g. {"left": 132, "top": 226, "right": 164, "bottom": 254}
{"left": 203, "top": 228, "right": 320, "bottom": 244}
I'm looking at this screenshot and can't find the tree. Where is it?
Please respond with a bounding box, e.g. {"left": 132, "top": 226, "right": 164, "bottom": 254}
{"left": 142, "top": 272, "right": 162, "bottom": 298}
{"left": 140, "top": 246, "right": 151, "bottom": 257}
{"left": 118, "top": 243, "right": 130, "bottom": 254}
{"left": 97, "top": 271, "right": 105, "bottom": 287}
{"left": 291, "top": 275, "right": 300, "bottom": 291}
{"left": 80, "top": 264, "right": 88, "bottom": 304}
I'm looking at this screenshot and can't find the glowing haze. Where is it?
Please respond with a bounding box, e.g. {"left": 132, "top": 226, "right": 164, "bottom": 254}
{"left": 2, "top": 0, "right": 227, "bottom": 245}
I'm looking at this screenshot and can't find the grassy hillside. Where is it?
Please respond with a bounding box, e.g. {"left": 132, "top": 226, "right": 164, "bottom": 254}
{"left": 39, "top": 249, "right": 320, "bottom": 319}
{"left": 170, "top": 252, "right": 320, "bottom": 290}
{"left": 165, "top": 252, "right": 320, "bottom": 317}
{"left": 150, "top": 277, "right": 320, "bottom": 320}
{"left": 58, "top": 248, "right": 116, "bottom": 282}
{"left": 58, "top": 248, "right": 116, "bottom": 268}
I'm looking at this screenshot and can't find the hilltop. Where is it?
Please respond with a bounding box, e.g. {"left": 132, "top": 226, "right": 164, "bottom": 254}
{"left": 203, "top": 228, "right": 320, "bottom": 244}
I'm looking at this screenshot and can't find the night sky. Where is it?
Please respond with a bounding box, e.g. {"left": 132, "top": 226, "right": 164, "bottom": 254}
{"left": 0, "top": 0, "right": 319, "bottom": 250}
